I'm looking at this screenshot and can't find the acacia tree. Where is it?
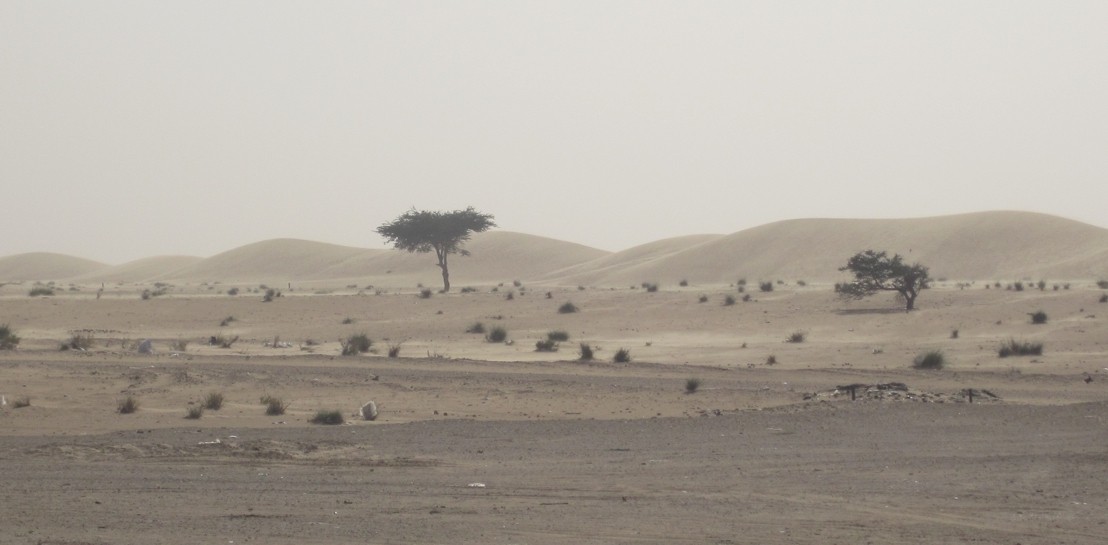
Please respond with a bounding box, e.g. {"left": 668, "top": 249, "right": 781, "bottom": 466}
{"left": 376, "top": 207, "right": 496, "bottom": 292}
{"left": 837, "top": 250, "right": 930, "bottom": 311}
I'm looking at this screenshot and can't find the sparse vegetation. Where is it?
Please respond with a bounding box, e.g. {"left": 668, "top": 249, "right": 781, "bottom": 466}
{"left": 1029, "top": 311, "right": 1048, "bottom": 324}
{"left": 547, "top": 330, "right": 570, "bottom": 342}
{"left": 310, "top": 410, "right": 344, "bottom": 425}
{"left": 376, "top": 207, "right": 496, "bottom": 292}
{"left": 558, "top": 302, "right": 579, "bottom": 314}
{"left": 766, "top": 355, "right": 777, "bottom": 365}
{"left": 211, "top": 334, "right": 239, "bottom": 348}
{"left": 460, "top": 286, "right": 478, "bottom": 293}
{"left": 61, "top": 334, "right": 94, "bottom": 351}
{"left": 387, "top": 343, "right": 402, "bottom": 358}
{"left": 185, "top": 406, "right": 204, "bottom": 419}
{"left": 486, "top": 326, "right": 508, "bottom": 343}
{"left": 466, "top": 322, "right": 486, "bottom": 334}
{"left": 12, "top": 396, "right": 31, "bottom": 408}
{"left": 341, "top": 334, "right": 372, "bottom": 356}
{"left": 1098, "top": 280, "right": 1108, "bottom": 289}
{"left": 203, "top": 392, "right": 224, "bottom": 411}
{"left": 117, "top": 395, "right": 139, "bottom": 414}
{"left": 171, "top": 339, "right": 188, "bottom": 352}
{"left": 578, "top": 343, "right": 594, "bottom": 361}
{"left": 742, "top": 293, "right": 752, "bottom": 302}
{"left": 262, "top": 288, "right": 280, "bottom": 302}
{"left": 912, "top": 350, "right": 945, "bottom": 370}
{"left": 723, "top": 295, "right": 736, "bottom": 306}
{"left": 644, "top": 283, "right": 659, "bottom": 293}
{"left": 759, "top": 281, "right": 774, "bottom": 293}
{"left": 787, "top": 331, "right": 806, "bottom": 343}
{"left": 1100, "top": 294, "right": 1107, "bottom": 303}
{"left": 613, "top": 348, "right": 631, "bottom": 363}
{"left": 419, "top": 288, "right": 433, "bottom": 299}
{"left": 838, "top": 250, "right": 930, "bottom": 311}
{"left": 227, "top": 287, "right": 240, "bottom": 296}
{"left": 698, "top": 294, "right": 709, "bottom": 303}
{"left": 29, "top": 286, "right": 54, "bottom": 297}
{"left": 342, "top": 317, "right": 356, "bottom": 324}
{"left": 0, "top": 324, "right": 20, "bottom": 350}
{"left": 535, "top": 339, "right": 558, "bottom": 352}
{"left": 219, "top": 316, "right": 236, "bottom": 327}
{"left": 679, "top": 279, "right": 688, "bottom": 287}
{"left": 264, "top": 396, "right": 288, "bottom": 415}
{"left": 950, "top": 329, "right": 959, "bottom": 339}
{"left": 685, "top": 378, "right": 701, "bottom": 394}
{"left": 999, "top": 339, "right": 1043, "bottom": 358}
{"left": 505, "top": 291, "right": 514, "bottom": 300}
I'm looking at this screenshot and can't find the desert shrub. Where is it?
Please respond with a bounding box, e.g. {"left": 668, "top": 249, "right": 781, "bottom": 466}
{"left": 912, "top": 350, "right": 945, "bottom": 370}
{"left": 998, "top": 339, "right": 1043, "bottom": 358}
{"left": 737, "top": 278, "right": 747, "bottom": 286}
{"left": 742, "top": 293, "right": 752, "bottom": 302}
{"left": 1029, "top": 311, "right": 1048, "bottom": 324}
{"left": 558, "top": 302, "right": 579, "bottom": 314}
{"left": 787, "top": 331, "right": 806, "bottom": 343}
{"left": 535, "top": 339, "right": 558, "bottom": 352}
{"left": 796, "top": 280, "right": 807, "bottom": 287}
{"left": 13, "top": 396, "right": 31, "bottom": 408}
{"left": 759, "top": 281, "right": 773, "bottom": 292}
{"left": 227, "top": 287, "right": 240, "bottom": 296}
{"left": 644, "top": 283, "right": 659, "bottom": 293}
{"left": 1037, "top": 280, "right": 1047, "bottom": 291}
{"left": 418, "top": 288, "right": 433, "bottom": 299}
{"left": 685, "top": 378, "right": 701, "bottom": 394}
{"left": 0, "top": 324, "right": 20, "bottom": 350}
{"left": 341, "top": 334, "right": 372, "bottom": 356}
{"left": 203, "top": 392, "right": 224, "bottom": 411}
{"left": 61, "top": 334, "right": 94, "bottom": 351}
{"left": 387, "top": 343, "right": 402, "bottom": 358}
{"left": 170, "top": 339, "right": 188, "bottom": 351}
{"left": 342, "top": 317, "right": 356, "bottom": 324}
{"left": 766, "top": 355, "right": 777, "bottom": 365}
{"left": 698, "top": 294, "right": 708, "bottom": 303}
{"left": 264, "top": 396, "right": 288, "bottom": 415}
{"left": 723, "top": 295, "right": 736, "bottom": 306}
{"left": 737, "top": 285, "right": 745, "bottom": 293}
{"left": 29, "top": 286, "right": 54, "bottom": 297}
{"left": 211, "top": 334, "right": 239, "bottom": 348}
{"left": 547, "top": 330, "right": 570, "bottom": 342}
{"left": 219, "top": 316, "right": 236, "bottom": 327}
{"left": 117, "top": 395, "right": 139, "bottom": 414}
{"left": 1098, "top": 280, "right": 1108, "bottom": 289}
{"left": 486, "top": 327, "right": 508, "bottom": 343}
{"left": 613, "top": 348, "right": 631, "bottom": 363}
{"left": 1012, "top": 281, "right": 1024, "bottom": 292}
{"left": 505, "top": 291, "right": 514, "bottom": 300}
{"left": 1100, "top": 294, "right": 1107, "bottom": 303}
{"left": 678, "top": 279, "right": 688, "bottom": 287}
{"left": 262, "top": 288, "right": 280, "bottom": 302}
{"left": 950, "top": 329, "right": 959, "bottom": 339}
{"left": 578, "top": 343, "right": 594, "bottom": 361}
{"left": 310, "top": 410, "right": 344, "bottom": 425}
{"left": 185, "top": 406, "right": 204, "bottom": 419}
{"left": 466, "top": 322, "right": 486, "bottom": 334}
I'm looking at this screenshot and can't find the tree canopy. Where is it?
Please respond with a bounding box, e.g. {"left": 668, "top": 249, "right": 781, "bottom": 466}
{"left": 376, "top": 207, "right": 496, "bottom": 292}
{"left": 837, "top": 250, "right": 930, "bottom": 311}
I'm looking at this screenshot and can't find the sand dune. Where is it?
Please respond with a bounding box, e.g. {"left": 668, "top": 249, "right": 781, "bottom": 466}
{"left": 0, "top": 252, "right": 106, "bottom": 282}
{"left": 3, "top": 212, "right": 1106, "bottom": 285}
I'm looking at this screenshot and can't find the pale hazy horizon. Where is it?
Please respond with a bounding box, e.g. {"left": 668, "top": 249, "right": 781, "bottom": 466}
{"left": 3, "top": 1, "right": 1107, "bottom": 264}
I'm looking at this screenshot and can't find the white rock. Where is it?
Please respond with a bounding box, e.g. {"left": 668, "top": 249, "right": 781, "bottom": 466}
{"left": 360, "top": 401, "right": 378, "bottom": 421}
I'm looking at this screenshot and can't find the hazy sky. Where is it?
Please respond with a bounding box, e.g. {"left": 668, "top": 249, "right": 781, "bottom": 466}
{"left": 3, "top": 1, "right": 1107, "bottom": 263}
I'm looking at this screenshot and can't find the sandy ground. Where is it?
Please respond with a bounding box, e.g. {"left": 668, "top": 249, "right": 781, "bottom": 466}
{"left": 2, "top": 283, "right": 1107, "bottom": 544}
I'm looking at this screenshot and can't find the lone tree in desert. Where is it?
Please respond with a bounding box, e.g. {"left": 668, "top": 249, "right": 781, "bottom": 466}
{"left": 837, "top": 250, "right": 930, "bottom": 311}
{"left": 376, "top": 207, "right": 496, "bottom": 292}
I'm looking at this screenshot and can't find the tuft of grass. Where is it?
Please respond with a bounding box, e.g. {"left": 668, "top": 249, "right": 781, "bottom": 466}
{"left": 219, "top": 316, "right": 236, "bottom": 327}
{"left": 29, "top": 286, "right": 55, "bottom": 297}
{"left": 558, "top": 302, "right": 579, "bottom": 314}
{"left": 185, "top": 406, "right": 204, "bottom": 419}
{"left": 418, "top": 288, "right": 433, "bottom": 299}
{"left": 1029, "top": 311, "right": 1048, "bottom": 324}
{"left": 264, "top": 396, "right": 288, "bottom": 415}
{"left": 203, "top": 392, "right": 224, "bottom": 410}
{"left": 212, "top": 334, "right": 239, "bottom": 348}
{"left": 310, "top": 410, "right": 345, "bottom": 425}
{"left": 698, "top": 294, "right": 709, "bottom": 303}
{"left": 61, "top": 334, "right": 94, "bottom": 351}
{"left": 486, "top": 326, "right": 508, "bottom": 343}
{"left": 535, "top": 339, "right": 558, "bottom": 352}
{"left": 262, "top": 288, "right": 280, "bottom": 302}
{"left": 679, "top": 279, "right": 688, "bottom": 287}
{"left": 613, "top": 348, "right": 631, "bottom": 363}
{"left": 387, "top": 343, "right": 402, "bottom": 358}
{"left": 547, "top": 330, "right": 570, "bottom": 342}
{"left": 950, "top": 329, "right": 959, "bottom": 339}
{"left": 578, "top": 343, "right": 594, "bottom": 361}
{"left": 171, "top": 339, "right": 189, "bottom": 352}
{"left": 786, "top": 331, "right": 806, "bottom": 343}
{"left": 723, "top": 294, "right": 736, "bottom": 306}
{"left": 685, "top": 378, "right": 701, "bottom": 394}
{"left": 341, "top": 334, "right": 372, "bottom": 356}
{"left": 466, "top": 322, "right": 486, "bottom": 334}
{"left": 998, "top": 339, "right": 1043, "bottom": 358}
{"left": 460, "top": 286, "right": 478, "bottom": 293}
{"left": 766, "top": 355, "right": 777, "bottom": 365}
{"left": 0, "top": 324, "right": 20, "bottom": 350}
{"left": 1100, "top": 294, "right": 1108, "bottom": 304}
{"left": 1098, "top": 279, "right": 1108, "bottom": 289}
{"left": 342, "top": 317, "right": 356, "bottom": 325}
{"left": 759, "top": 281, "right": 774, "bottom": 293}
{"left": 912, "top": 350, "right": 945, "bottom": 370}
{"left": 227, "top": 287, "right": 240, "bottom": 296}
{"left": 13, "top": 396, "right": 31, "bottom": 408}
{"left": 643, "top": 283, "right": 659, "bottom": 293}
{"left": 505, "top": 291, "right": 514, "bottom": 300}
{"left": 117, "top": 395, "right": 140, "bottom": 414}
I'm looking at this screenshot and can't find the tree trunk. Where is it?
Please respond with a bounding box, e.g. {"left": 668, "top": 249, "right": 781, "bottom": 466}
{"left": 439, "top": 252, "right": 451, "bottom": 292}
{"left": 904, "top": 291, "right": 916, "bottom": 311}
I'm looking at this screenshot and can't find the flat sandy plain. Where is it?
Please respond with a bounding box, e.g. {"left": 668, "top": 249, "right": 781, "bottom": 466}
{"left": 2, "top": 281, "right": 1108, "bottom": 544}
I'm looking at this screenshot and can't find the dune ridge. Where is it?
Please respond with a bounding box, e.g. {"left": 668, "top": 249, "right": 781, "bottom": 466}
{"left": 2, "top": 212, "right": 1106, "bottom": 284}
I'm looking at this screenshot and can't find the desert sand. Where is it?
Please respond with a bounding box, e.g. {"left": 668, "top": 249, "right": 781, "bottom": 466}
{"left": 2, "top": 211, "right": 1107, "bottom": 544}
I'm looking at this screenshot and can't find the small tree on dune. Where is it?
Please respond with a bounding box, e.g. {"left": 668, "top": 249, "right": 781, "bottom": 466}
{"left": 837, "top": 250, "right": 930, "bottom": 311}
{"left": 376, "top": 207, "right": 496, "bottom": 292}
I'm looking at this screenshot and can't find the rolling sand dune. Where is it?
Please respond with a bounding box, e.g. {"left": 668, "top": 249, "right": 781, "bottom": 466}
{"left": 73, "top": 255, "right": 205, "bottom": 284}
{"left": 0, "top": 252, "right": 106, "bottom": 282}
{"left": 165, "top": 238, "right": 371, "bottom": 283}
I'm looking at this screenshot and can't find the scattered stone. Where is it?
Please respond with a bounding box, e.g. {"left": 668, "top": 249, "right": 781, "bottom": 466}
{"left": 360, "top": 401, "right": 379, "bottom": 421}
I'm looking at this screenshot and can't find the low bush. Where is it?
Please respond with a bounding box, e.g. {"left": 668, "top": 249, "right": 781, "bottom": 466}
{"left": 698, "top": 294, "right": 709, "bottom": 303}
{"left": 171, "top": 339, "right": 188, "bottom": 351}
{"left": 535, "top": 339, "right": 558, "bottom": 352}
{"left": 341, "top": 334, "right": 372, "bottom": 356}
{"left": 227, "top": 287, "right": 240, "bottom": 296}
{"left": 0, "top": 324, "right": 20, "bottom": 350}
{"left": 643, "top": 283, "right": 659, "bottom": 293}
{"left": 387, "top": 343, "right": 402, "bottom": 358}
{"left": 685, "top": 378, "right": 701, "bottom": 394}
{"left": 185, "top": 406, "right": 204, "bottom": 419}
{"left": 29, "top": 286, "right": 55, "bottom": 297}
{"left": 1100, "top": 294, "right": 1108, "bottom": 303}
{"left": 547, "top": 330, "right": 570, "bottom": 342}
{"left": 262, "top": 288, "right": 280, "bottom": 302}
{"left": 723, "top": 295, "right": 736, "bottom": 306}
{"left": 211, "top": 334, "right": 239, "bottom": 348}
{"left": 219, "top": 316, "right": 236, "bottom": 327}
{"left": 310, "top": 410, "right": 344, "bottom": 425}
{"left": 950, "top": 329, "right": 959, "bottom": 339}
{"left": 787, "top": 331, "right": 806, "bottom": 343}
{"left": 342, "top": 317, "right": 356, "bottom": 324}
{"left": 1098, "top": 280, "right": 1108, "bottom": 289}
{"left": 203, "top": 392, "right": 224, "bottom": 410}
{"left": 679, "top": 279, "right": 688, "bottom": 287}
{"left": 418, "top": 288, "right": 433, "bottom": 299}
{"left": 13, "top": 396, "right": 31, "bottom": 408}
{"left": 613, "top": 348, "right": 631, "bottom": 363}
{"left": 998, "top": 339, "right": 1043, "bottom": 358}
{"left": 61, "top": 334, "right": 94, "bottom": 351}
{"left": 912, "top": 350, "right": 945, "bottom": 370}
{"left": 1029, "top": 311, "right": 1048, "bottom": 324}
{"left": 264, "top": 396, "right": 288, "bottom": 415}
{"left": 578, "top": 343, "right": 594, "bottom": 361}
{"left": 486, "top": 326, "right": 508, "bottom": 343}
{"left": 117, "top": 395, "right": 139, "bottom": 414}
{"left": 460, "top": 286, "right": 478, "bottom": 293}
{"left": 558, "top": 302, "right": 579, "bottom": 314}
{"left": 466, "top": 322, "right": 486, "bottom": 334}
{"left": 759, "top": 281, "right": 774, "bottom": 293}
{"left": 766, "top": 355, "right": 777, "bottom": 365}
